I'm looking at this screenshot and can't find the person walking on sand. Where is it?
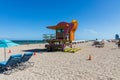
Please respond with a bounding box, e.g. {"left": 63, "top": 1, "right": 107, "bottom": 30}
{"left": 117, "top": 40, "right": 120, "bottom": 48}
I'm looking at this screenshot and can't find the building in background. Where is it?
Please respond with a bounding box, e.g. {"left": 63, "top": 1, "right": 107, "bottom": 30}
{"left": 115, "top": 34, "right": 119, "bottom": 40}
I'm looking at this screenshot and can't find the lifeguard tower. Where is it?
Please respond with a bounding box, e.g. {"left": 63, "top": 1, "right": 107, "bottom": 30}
{"left": 45, "top": 20, "right": 78, "bottom": 51}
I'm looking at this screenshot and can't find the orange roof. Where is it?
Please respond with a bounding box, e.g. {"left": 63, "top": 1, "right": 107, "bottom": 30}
{"left": 47, "top": 22, "right": 69, "bottom": 30}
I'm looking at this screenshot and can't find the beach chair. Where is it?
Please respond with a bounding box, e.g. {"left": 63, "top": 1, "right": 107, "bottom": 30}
{"left": 18, "top": 52, "right": 34, "bottom": 70}
{"left": 95, "top": 42, "right": 104, "bottom": 48}
{"left": 0, "top": 54, "right": 22, "bottom": 75}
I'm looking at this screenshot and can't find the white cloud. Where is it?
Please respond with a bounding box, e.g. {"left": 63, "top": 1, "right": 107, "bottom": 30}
{"left": 84, "top": 29, "right": 98, "bottom": 34}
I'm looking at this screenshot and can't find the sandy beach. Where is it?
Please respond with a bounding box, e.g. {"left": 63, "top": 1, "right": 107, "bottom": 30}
{"left": 0, "top": 42, "right": 120, "bottom": 80}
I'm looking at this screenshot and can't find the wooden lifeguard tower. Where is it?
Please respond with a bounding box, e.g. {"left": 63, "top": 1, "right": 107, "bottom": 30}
{"left": 45, "top": 20, "right": 78, "bottom": 51}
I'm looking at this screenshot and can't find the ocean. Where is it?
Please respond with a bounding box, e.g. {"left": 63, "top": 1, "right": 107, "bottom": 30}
{"left": 12, "top": 40, "right": 46, "bottom": 45}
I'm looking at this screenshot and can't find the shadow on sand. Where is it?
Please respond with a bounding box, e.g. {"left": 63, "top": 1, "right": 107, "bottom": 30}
{"left": 22, "top": 48, "right": 47, "bottom": 53}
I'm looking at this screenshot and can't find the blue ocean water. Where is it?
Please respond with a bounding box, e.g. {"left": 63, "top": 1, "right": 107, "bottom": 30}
{"left": 12, "top": 40, "right": 46, "bottom": 45}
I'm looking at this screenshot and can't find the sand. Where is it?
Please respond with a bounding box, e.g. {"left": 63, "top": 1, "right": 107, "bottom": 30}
{"left": 0, "top": 42, "right": 120, "bottom": 80}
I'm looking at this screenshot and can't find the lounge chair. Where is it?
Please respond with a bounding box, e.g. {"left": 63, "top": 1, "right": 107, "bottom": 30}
{"left": 18, "top": 52, "right": 34, "bottom": 70}
{"left": 0, "top": 54, "right": 22, "bottom": 75}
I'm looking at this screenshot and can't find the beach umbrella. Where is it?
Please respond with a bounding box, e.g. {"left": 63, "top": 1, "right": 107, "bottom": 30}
{"left": 0, "top": 40, "right": 19, "bottom": 60}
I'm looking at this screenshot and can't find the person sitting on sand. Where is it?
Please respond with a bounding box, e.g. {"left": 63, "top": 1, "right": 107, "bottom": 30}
{"left": 92, "top": 38, "right": 99, "bottom": 46}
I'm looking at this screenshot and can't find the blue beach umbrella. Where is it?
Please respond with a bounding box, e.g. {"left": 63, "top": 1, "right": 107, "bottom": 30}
{"left": 0, "top": 40, "right": 19, "bottom": 60}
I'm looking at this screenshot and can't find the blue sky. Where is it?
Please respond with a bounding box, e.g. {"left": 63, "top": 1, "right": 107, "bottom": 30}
{"left": 0, "top": 0, "right": 120, "bottom": 40}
